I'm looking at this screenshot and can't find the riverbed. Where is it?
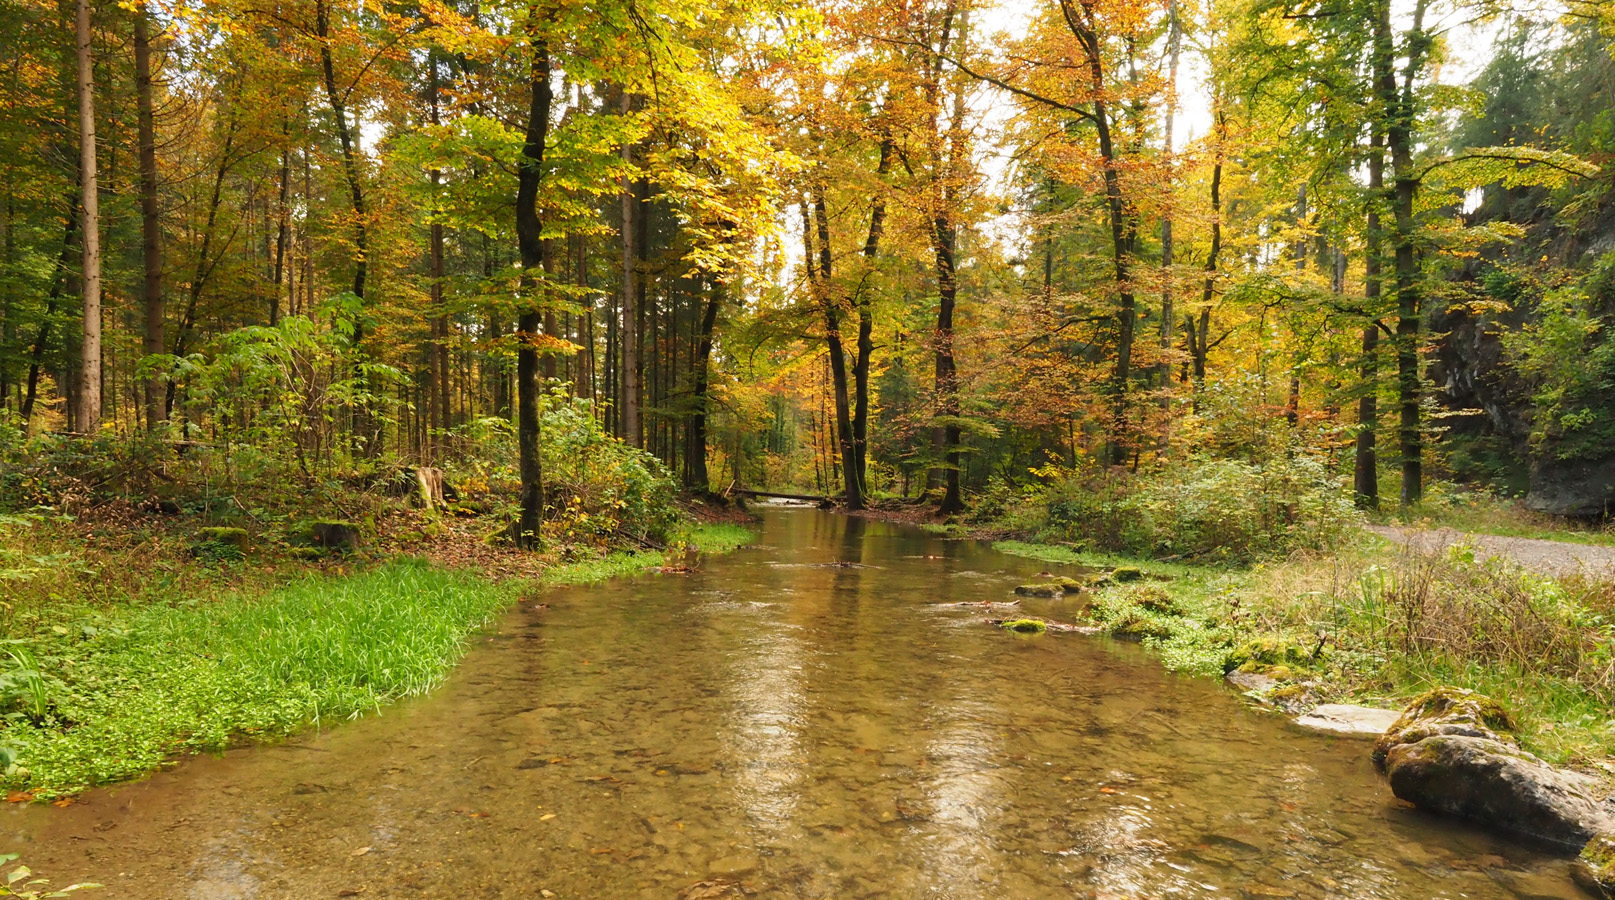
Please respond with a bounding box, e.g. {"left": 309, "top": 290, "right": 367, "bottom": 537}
{"left": 3, "top": 508, "right": 1584, "bottom": 898}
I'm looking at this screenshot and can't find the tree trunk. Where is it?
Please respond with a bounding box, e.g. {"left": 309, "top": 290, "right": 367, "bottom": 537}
{"left": 75, "top": 0, "right": 100, "bottom": 434}
{"left": 1189, "top": 107, "right": 1224, "bottom": 411}
{"left": 686, "top": 277, "right": 722, "bottom": 491}
{"left": 315, "top": 0, "right": 371, "bottom": 446}
{"left": 1355, "top": 128, "right": 1385, "bottom": 508}
{"left": 272, "top": 146, "right": 289, "bottom": 326}
{"left": 618, "top": 89, "right": 641, "bottom": 447}
{"left": 428, "top": 53, "right": 449, "bottom": 456}
{"left": 1155, "top": 0, "right": 1181, "bottom": 404}
{"left": 514, "top": 27, "right": 552, "bottom": 549}
{"left": 852, "top": 133, "right": 892, "bottom": 506}
{"left": 1058, "top": 0, "right": 1135, "bottom": 465}
{"left": 23, "top": 200, "right": 78, "bottom": 424}
{"left": 812, "top": 189, "right": 858, "bottom": 509}
{"left": 1378, "top": 0, "right": 1430, "bottom": 506}
{"left": 134, "top": 2, "right": 163, "bottom": 431}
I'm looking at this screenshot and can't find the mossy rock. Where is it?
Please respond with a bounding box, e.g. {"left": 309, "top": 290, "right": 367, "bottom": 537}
{"left": 999, "top": 618, "right": 1047, "bottom": 634}
{"left": 1372, "top": 686, "right": 1517, "bottom": 771}
{"left": 1111, "top": 566, "right": 1144, "bottom": 583}
{"left": 1055, "top": 576, "right": 1088, "bottom": 592}
{"left": 307, "top": 520, "right": 361, "bottom": 553}
{"left": 1575, "top": 834, "right": 1615, "bottom": 899}
{"left": 1133, "top": 586, "right": 1181, "bottom": 616}
{"left": 195, "top": 526, "right": 249, "bottom": 551}
{"left": 1222, "top": 637, "right": 1314, "bottom": 674}
{"left": 1014, "top": 583, "right": 1063, "bottom": 598}
{"left": 1109, "top": 609, "right": 1172, "bottom": 641}
{"left": 287, "top": 546, "right": 324, "bottom": 561}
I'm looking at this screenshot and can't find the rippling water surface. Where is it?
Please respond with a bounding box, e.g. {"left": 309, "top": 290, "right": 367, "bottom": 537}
{"left": 3, "top": 509, "right": 1583, "bottom": 899}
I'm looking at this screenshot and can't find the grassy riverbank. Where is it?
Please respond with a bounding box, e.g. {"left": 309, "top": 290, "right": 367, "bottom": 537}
{"left": 0, "top": 519, "right": 753, "bottom": 798}
{"left": 993, "top": 536, "right": 1615, "bottom": 769}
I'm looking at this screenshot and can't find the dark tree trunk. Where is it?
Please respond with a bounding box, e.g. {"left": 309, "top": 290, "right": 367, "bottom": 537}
{"left": 932, "top": 211, "right": 963, "bottom": 514}
{"left": 811, "top": 190, "right": 858, "bottom": 509}
{"left": 852, "top": 133, "right": 892, "bottom": 506}
{"left": 686, "top": 278, "right": 722, "bottom": 491}
{"left": 134, "top": 3, "right": 164, "bottom": 431}
{"left": 23, "top": 200, "right": 78, "bottom": 423}
{"left": 513, "top": 29, "right": 553, "bottom": 549}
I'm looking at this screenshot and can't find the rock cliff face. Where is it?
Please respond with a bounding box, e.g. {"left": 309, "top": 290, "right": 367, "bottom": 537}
{"left": 1429, "top": 208, "right": 1615, "bottom": 518}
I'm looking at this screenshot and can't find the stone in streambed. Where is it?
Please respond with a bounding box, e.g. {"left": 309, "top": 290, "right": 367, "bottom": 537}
{"left": 1373, "top": 688, "right": 1615, "bottom": 850}
{"left": 1383, "top": 735, "right": 1615, "bottom": 849}
{"left": 1293, "top": 704, "right": 1402, "bottom": 737}
{"left": 1014, "top": 583, "right": 1063, "bottom": 598}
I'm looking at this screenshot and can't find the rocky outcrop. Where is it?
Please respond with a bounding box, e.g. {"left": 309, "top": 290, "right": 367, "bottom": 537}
{"left": 1526, "top": 458, "right": 1615, "bottom": 517}
{"left": 1374, "top": 688, "right": 1615, "bottom": 850}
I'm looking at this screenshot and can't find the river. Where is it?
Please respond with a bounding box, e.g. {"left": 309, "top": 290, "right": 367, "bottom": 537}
{"left": 3, "top": 507, "right": 1583, "bottom": 898}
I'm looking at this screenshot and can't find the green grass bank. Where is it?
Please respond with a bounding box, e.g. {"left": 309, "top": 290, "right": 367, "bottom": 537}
{"left": 993, "top": 537, "right": 1615, "bottom": 770}
{"left": 1, "top": 522, "right": 753, "bottom": 798}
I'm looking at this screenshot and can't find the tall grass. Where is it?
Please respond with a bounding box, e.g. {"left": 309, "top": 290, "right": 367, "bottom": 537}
{"left": 6, "top": 561, "right": 517, "bottom": 795}
{"left": 3, "top": 522, "right": 756, "bottom": 796}
{"left": 1236, "top": 546, "right": 1615, "bottom": 763}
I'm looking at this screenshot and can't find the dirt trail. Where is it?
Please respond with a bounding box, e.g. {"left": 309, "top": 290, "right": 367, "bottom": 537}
{"left": 1367, "top": 525, "right": 1615, "bottom": 578}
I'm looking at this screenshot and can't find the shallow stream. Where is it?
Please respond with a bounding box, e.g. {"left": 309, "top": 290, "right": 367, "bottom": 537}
{"left": 3, "top": 509, "right": 1585, "bottom": 898}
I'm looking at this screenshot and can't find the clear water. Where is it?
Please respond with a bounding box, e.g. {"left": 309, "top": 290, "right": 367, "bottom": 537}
{"left": 3, "top": 509, "right": 1583, "bottom": 899}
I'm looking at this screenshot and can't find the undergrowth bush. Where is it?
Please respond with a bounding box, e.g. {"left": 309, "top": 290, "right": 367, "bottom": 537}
{"left": 1030, "top": 453, "right": 1363, "bottom": 562}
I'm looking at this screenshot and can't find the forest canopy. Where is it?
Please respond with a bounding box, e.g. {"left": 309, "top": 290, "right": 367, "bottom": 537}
{"left": 1, "top": 0, "right": 1612, "bottom": 535}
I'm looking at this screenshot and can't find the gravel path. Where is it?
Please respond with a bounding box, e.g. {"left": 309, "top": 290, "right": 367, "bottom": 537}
{"left": 1366, "top": 525, "right": 1615, "bottom": 579}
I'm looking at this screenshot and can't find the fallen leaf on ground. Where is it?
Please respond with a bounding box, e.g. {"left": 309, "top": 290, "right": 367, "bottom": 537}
{"left": 350, "top": 847, "right": 372, "bottom": 858}
{"left": 6, "top": 792, "right": 32, "bottom": 803}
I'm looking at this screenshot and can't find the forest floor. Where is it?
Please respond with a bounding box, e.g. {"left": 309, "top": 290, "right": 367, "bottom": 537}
{"left": 0, "top": 494, "right": 757, "bottom": 798}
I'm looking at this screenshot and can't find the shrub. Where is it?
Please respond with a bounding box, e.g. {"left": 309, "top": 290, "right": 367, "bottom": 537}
{"left": 1032, "top": 453, "right": 1364, "bottom": 563}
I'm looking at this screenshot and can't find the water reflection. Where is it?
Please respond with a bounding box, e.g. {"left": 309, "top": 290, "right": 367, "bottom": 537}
{"left": 6, "top": 508, "right": 1586, "bottom": 900}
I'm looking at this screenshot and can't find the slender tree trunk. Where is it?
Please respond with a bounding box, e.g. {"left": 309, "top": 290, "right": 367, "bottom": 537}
{"left": 932, "top": 210, "right": 963, "bottom": 514}
{"left": 165, "top": 119, "right": 237, "bottom": 416}
{"left": 618, "top": 89, "right": 641, "bottom": 447}
{"left": 427, "top": 53, "right": 449, "bottom": 456}
{"left": 687, "top": 277, "right": 721, "bottom": 491}
{"left": 23, "top": 201, "right": 78, "bottom": 423}
{"left": 272, "top": 147, "right": 289, "bottom": 325}
{"left": 134, "top": 2, "right": 164, "bottom": 431}
{"left": 1189, "top": 107, "right": 1224, "bottom": 411}
{"left": 1058, "top": 0, "right": 1135, "bottom": 465}
{"left": 1355, "top": 128, "right": 1385, "bottom": 508}
{"left": 315, "top": 0, "right": 371, "bottom": 446}
{"left": 75, "top": 0, "right": 100, "bottom": 434}
{"left": 514, "top": 27, "right": 552, "bottom": 548}
{"left": 852, "top": 133, "right": 892, "bottom": 505}
{"left": 811, "top": 189, "right": 857, "bottom": 509}
{"left": 1155, "top": 0, "right": 1181, "bottom": 405}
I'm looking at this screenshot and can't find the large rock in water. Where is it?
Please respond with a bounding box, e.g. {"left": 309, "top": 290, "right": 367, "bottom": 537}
{"left": 1374, "top": 688, "right": 1615, "bottom": 849}
{"left": 1384, "top": 735, "right": 1615, "bottom": 849}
